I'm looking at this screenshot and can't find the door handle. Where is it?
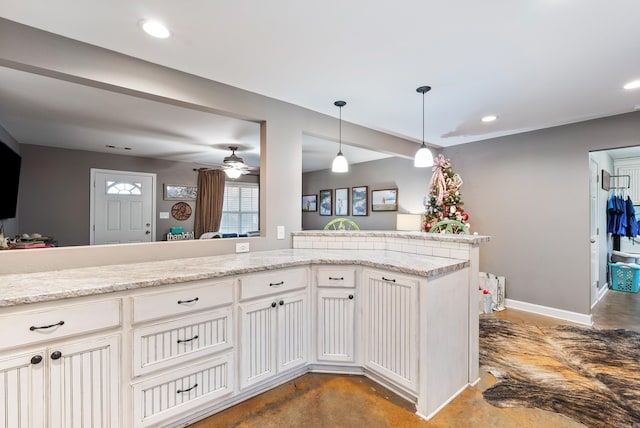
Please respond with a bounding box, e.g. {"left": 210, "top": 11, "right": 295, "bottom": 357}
{"left": 145, "top": 230, "right": 151, "bottom": 235}
{"left": 590, "top": 239, "right": 596, "bottom": 243}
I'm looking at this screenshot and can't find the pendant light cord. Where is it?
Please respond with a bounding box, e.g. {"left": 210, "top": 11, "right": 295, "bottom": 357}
{"left": 422, "top": 90, "right": 425, "bottom": 145}
{"left": 339, "top": 105, "right": 342, "bottom": 154}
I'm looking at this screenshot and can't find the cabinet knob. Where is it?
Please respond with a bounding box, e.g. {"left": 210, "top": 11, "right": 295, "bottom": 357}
{"left": 279, "top": 300, "right": 284, "bottom": 306}
{"left": 30, "top": 355, "right": 43, "bottom": 365}
{"left": 348, "top": 294, "right": 354, "bottom": 300}
{"left": 50, "top": 351, "right": 62, "bottom": 360}
{"left": 271, "top": 302, "right": 277, "bottom": 308}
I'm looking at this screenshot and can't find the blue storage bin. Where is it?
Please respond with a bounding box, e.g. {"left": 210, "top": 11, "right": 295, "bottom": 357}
{"left": 609, "top": 263, "right": 640, "bottom": 293}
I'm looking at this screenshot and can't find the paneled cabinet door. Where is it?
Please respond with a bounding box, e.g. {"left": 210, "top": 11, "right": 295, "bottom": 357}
{"left": 49, "top": 335, "right": 120, "bottom": 428}
{"left": 240, "top": 291, "right": 308, "bottom": 389}
{"left": 0, "top": 351, "right": 45, "bottom": 428}
{"left": 317, "top": 289, "right": 356, "bottom": 363}
{"left": 277, "top": 292, "right": 308, "bottom": 373}
{"left": 239, "top": 298, "right": 278, "bottom": 389}
{"left": 362, "top": 269, "right": 418, "bottom": 392}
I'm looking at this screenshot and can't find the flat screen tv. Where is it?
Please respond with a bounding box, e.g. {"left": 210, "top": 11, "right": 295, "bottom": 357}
{"left": 0, "top": 140, "right": 21, "bottom": 220}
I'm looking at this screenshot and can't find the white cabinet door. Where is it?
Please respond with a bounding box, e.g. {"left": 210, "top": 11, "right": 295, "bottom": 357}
{"left": 317, "top": 289, "right": 356, "bottom": 363}
{"left": 239, "top": 298, "right": 278, "bottom": 389}
{"left": 277, "top": 292, "right": 308, "bottom": 373}
{"left": 49, "top": 335, "right": 120, "bottom": 428}
{"left": 240, "top": 291, "right": 308, "bottom": 389}
{"left": 0, "top": 351, "right": 45, "bottom": 428}
{"left": 362, "top": 269, "right": 418, "bottom": 392}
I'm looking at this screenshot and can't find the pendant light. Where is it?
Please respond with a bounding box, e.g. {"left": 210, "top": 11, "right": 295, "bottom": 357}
{"left": 331, "top": 100, "right": 349, "bottom": 173}
{"left": 414, "top": 86, "right": 434, "bottom": 168}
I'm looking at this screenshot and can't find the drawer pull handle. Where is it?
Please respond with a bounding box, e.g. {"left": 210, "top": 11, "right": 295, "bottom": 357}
{"left": 30, "top": 320, "right": 64, "bottom": 331}
{"left": 177, "top": 297, "right": 199, "bottom": 305}
{"left": 329, "top": 277, "right": 344, "bottom": 281}
{"left": 269, "top": 281, "right": 284, "bottom": 287}
{"left": 31, "top": 355, "right": 43, "bottom": 365}
{"left": 382, "top": 277, "right": 396, "bottom": 283}
{"left": 349, "top": 294, "right": 354, "bottom": 299}
{"left": 177, "top": 335, "right": 199, "bottom": 344}
{"left": 177, "top": 383, "right": 198, "bottom": 394}
{"left": 50, "top": 351, "right": 62, "bottom": 360}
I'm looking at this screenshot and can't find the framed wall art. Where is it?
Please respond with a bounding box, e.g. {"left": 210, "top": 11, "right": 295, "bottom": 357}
{"left": 371, "top": 188, "right": 398, "bottom": 212}
{"left": 351, "top": 186, "right": 368, "bottom": 216}
{"left": 319, "top": 189, "right": 332, "bottom": 216}
{"left": 164, "top": 184, "right": 197, "bottom": 201}
{"left": 302, "top": 194, "right": 317, "bottom": 212}
{"left": 335, "top": 187, "right": 349, "bottom": 216}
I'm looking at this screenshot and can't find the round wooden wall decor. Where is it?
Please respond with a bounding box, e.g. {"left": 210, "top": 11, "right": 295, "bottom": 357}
{"left": 171, "top": 202, "right": 192, "bottom": 221}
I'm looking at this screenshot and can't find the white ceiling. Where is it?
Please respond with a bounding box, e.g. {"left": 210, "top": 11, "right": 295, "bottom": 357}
{"left": 1, "top": 1, "right": 640, "bottom": 160}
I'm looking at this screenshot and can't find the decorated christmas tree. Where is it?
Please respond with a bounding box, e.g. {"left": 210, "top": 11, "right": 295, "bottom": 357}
{"left": 423, "top": 154, "right": 470, "bottom": 234}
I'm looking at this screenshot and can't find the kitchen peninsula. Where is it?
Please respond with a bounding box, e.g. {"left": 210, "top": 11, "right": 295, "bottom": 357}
{"left": 0, "top": 231, "right": 489, "bottom": 427}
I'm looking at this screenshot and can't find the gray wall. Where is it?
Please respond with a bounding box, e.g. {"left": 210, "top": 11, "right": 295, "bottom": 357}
{"left": 18, "top": 144, "right": 259, "bottom": 246}
{"left": 443, "top": 112, "right": 640, "bottom": 315}
{"left": 302, "top": 157, "right": 433, "bottom": 230}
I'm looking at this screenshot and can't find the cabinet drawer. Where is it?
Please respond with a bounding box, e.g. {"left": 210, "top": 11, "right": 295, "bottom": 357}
{"left": 131, "top": 279, "right": 234, "bottom": 324}
{"left": 317, "top": 267, "right": 356, "bottom": 288}
{"left": 240, "top": 268, "right": 307, "bottom": 300}
{"left": 132, "top": 307, "right": 233, "bottom": 377}
{"left": 132, "top": 352, "right": 234, "bottom": 427}
{"left": 0, "top": 299, "right": 121, "bottom": 350}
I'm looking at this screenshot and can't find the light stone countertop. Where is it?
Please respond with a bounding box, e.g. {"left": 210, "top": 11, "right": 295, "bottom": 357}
{"left": 0, "top": 249, "right": 468, "bottom": 308}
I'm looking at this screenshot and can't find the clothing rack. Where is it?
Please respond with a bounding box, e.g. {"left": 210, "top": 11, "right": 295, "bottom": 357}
{"left": 609, "top": 174, "right": 631, "bottom": 190}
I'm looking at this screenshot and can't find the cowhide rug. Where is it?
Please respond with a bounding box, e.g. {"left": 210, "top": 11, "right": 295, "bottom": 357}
{"left": 479, "top": 317, "right": 640, "bottom": 427}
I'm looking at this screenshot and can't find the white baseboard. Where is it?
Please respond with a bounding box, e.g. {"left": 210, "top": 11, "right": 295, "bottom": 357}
{"left": 505, "top": 298, "right": 592, "bottom": 326}
{"left": 591, "top": 284, "right": 609, "bottom": 309}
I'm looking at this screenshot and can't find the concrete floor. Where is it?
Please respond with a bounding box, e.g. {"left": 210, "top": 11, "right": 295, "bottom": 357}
{"left": 189, "top": 289, "right": 639, "bottom": 428}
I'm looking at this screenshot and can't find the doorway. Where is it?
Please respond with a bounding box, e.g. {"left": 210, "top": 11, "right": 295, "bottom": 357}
{"left": 90, "top": 169, "right": 156, "bottom": 245}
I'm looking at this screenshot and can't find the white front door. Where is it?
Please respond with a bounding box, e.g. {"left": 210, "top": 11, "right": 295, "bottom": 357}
{"left": 589, "top": 158, "right": 600, "bottom": 306}
{"left": 91, "top": 169, "right": 156, "bottom": 245}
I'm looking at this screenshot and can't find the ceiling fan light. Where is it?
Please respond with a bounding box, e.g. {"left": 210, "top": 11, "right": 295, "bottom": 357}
{"left": 332, "top": 152, "right": 349, "bottom": 173}
{"left": 224, "top": 167, "right": 243, "bottom": 179}
{"left": 414, "top": 143, "right": 434, "bottom": 168}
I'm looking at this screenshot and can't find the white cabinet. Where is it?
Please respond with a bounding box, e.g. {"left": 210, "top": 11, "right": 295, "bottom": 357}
{"left": 0, "top": 335, "right": 120, "bottom": 428}
{"left": 239, "top": 291, "right": 308, "bottom": 389}
{"left": 0, "top": 297, "right": 121, "bottom": 428}
{"left": 132, "top": 352, "right": 233, "bottom": 427}
{"left": 315, "top": 266, "right": 358, "bottom": 364}
{"left": 316, "top": 289, "right": 356, "bottom": 363}
{"left": 130, "top": 280, "right": 235, "bottom": 426}
{"left": 362, "top": 269, "right": 418, "bottom": 392}
{"left": 49, "top": 335, "right": 120, "bottom": 428}
{"left": 0, "top": 351, "right": 45, "bottom": 428}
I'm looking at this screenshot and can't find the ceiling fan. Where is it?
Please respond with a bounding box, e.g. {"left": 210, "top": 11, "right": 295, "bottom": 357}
{"left": 221, "top": 146, "right": 259, "bottom": 178}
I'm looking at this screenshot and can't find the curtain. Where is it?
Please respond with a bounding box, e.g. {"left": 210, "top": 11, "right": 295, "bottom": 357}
{"left": 194, "top": 169, "right": 225, "bottom": 238}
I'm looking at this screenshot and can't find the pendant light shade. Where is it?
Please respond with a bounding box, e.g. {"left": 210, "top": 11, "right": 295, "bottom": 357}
{"left": 414, "top": 86, "right": 434, "bottom": 168}
{"left": 332, "top": 100, "right": 349, "bottom": 173}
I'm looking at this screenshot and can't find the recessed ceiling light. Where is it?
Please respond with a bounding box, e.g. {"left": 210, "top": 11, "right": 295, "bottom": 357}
{"left": 140, "top": 20, "right": 170, "bottom": 39}
{"left": 623, "top": 80, "right": 640, "bottom": 90}
{"left": 481, "top": 115, "right": 497, "bottom": 123}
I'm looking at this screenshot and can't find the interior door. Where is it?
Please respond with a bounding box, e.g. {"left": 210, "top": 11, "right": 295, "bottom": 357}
{"left": 589, "top": 158, "right": 600, "bottom": 306}
{"left": 91, "top": 169, "right": 156, "bottom": 245}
